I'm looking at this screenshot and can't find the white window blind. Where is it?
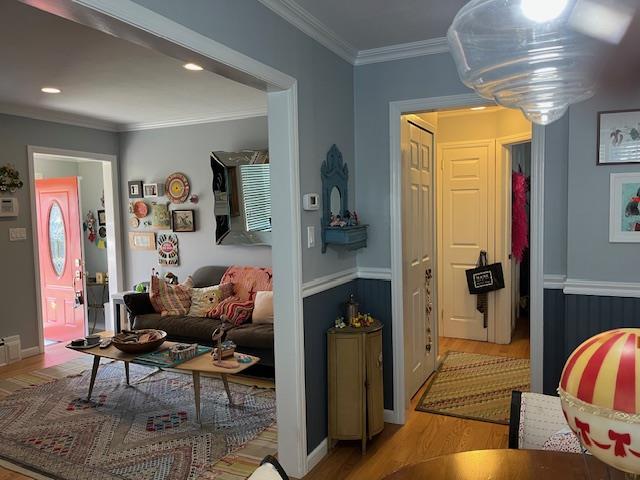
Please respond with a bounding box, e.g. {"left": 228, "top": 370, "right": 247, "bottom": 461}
{"left": 240, "top": 164, "right": 271, "bottom": 232}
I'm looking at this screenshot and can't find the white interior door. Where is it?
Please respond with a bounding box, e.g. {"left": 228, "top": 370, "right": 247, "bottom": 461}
{"left": 402, "top": 116, "right": 436, "bottom": 401}
{"left": 439, "top": 140, "right": 495, "bottom": 342}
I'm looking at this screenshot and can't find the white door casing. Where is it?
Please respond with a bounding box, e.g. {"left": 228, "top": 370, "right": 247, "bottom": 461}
{"left": 402, "top": 115, "right": 437, "bottom": 402}
{"left": 438, "top": 139, "right": 495, "bottom": 342}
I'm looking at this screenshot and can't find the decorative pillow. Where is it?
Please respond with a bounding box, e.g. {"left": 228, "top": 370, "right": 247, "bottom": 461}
{"left": 149, "top": 276, "right": 193, "bottom": 316}
{"left": 221, "top": 266, "right": 273, "bottom": 301}
{"left": 188, "top": 283, "right": 234, "bottom": 317}
{"left": 252, "top": 291, "right": 274, "bottom": 324}
{"left": 210, "top": 296, "right": 254, "bottom": 326}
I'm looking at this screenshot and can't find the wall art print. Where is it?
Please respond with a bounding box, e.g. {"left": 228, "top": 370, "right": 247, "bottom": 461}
{"left": 157, "top": 233, "right": 179, "bottom": 265}
{"left": 598, "top": 110, "right": 640, "bottom": 165}
{"left": 610, "top": 173, "right": 640, "bottom": 243}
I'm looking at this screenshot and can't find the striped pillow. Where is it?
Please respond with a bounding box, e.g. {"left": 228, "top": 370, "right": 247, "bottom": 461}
{"left": 149, "top": 276, "right": 194, "bottom": 316}
{"left": 210, "top": 296, "right": 254, "bottom": 326}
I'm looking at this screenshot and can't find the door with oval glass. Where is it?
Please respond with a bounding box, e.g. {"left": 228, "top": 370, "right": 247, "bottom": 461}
{"left": 35, "top": 177, "right": 85, "bottom": 343}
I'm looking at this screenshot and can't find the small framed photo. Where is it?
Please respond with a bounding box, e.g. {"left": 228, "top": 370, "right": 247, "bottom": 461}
{"left": 128, "top": 180, "right": 143, "bottom": 198}
{"left": 610, "top": 173, "right": 640, "bottom": 243}
{"left": 143, "top": 183, "right": 165, "bottom": 198}
{"left": 172, "top": 209, "right": 196, "bottom": 232}
{"left": 128, "top": 231, "right": 156, "bottom": 250}
{"left": 598, "top": 109, "right": 640, "bottom": 165}
{"left": 97, "top": 209, "right": 106, "bottom": 226}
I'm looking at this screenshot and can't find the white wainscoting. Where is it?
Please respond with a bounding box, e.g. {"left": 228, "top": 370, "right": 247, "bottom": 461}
{"left": 302, "top": 267, "right": 392, "bottom": 298}
{"left": 544, "top": 275, "right": 640, "bottom": 298}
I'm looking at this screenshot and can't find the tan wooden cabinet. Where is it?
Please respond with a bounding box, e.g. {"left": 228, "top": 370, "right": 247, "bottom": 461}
{"left": 327, "top": 320, "right": 384, "bottom": 454}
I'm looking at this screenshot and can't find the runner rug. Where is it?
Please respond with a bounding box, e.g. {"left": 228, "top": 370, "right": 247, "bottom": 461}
{"left": 0, "top": 360, "right": 276, "bottom": 480}
{"left": 416, "top": 351, "right": 530, "bottom": 424}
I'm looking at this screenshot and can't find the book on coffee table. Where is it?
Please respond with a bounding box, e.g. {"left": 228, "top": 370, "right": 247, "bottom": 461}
{"left": 133, "top": 345, "right": 212, "bottom": 368}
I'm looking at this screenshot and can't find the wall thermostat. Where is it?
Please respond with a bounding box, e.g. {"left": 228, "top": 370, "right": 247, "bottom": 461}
{"left": 0, "top": 198, "right": 18, "bottom": 217}
{"left": 303, "top": 193, "right": 320, "bottom": 211}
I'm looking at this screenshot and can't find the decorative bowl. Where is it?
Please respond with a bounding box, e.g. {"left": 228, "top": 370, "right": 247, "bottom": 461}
{"left": 112, "top": 329, "right": 166, "bottom": 354}
{"left": 559, "top": 329, "right": 640, "bottom": 474}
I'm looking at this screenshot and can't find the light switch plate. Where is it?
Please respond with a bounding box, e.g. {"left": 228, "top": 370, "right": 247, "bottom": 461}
{"left": 9, "top": 228, "right": 27, "bottom": 241}
{"left": 307, "top": 226, "right": 316, "bottom": 248}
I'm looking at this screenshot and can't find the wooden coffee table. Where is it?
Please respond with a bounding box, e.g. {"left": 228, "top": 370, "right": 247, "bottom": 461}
{"left": 66, "top": 342, "right": 259, "bottom": 423}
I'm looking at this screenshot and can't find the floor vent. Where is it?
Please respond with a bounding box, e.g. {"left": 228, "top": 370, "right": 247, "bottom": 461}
{"left": 0, "top": 335, "right": 21, "bottom": 366}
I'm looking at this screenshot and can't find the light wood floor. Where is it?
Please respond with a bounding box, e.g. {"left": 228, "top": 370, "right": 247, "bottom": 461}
{"left": 0, "top": 322, "right": 529, "bottom": 480}
{"left": 303, "top": 318, "right": 530, "bottom": 480}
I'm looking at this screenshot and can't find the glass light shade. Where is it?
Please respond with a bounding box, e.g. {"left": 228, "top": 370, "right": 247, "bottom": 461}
{"left": 447, "top": 0, "right": 599, "bottom": 125}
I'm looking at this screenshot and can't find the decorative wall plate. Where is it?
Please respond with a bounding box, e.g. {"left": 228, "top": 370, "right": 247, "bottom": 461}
{"left": 165, "top": 172, "right": 190, "bottom": 204}
{"left": 133, "top": 201, "right": 149, "bottom": 218}
{"left": 128, "top": 217, "right": 140, "bottom": 228}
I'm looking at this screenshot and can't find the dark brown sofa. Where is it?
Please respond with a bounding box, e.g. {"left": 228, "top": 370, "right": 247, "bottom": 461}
{"left": 123, "top": 266, "right": 274, "bottom": 367}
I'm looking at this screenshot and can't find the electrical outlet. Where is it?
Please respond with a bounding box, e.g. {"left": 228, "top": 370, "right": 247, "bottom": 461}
{"left": 307, "top": 226, "right": 316, "bottom": 248}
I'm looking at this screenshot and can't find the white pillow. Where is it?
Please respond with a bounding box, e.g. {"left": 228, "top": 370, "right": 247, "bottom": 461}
{"left": 188, "top": 284, "right": 233, "bottom": 317}
{"left": 252, "top": 291, "right": 274, "bottom": 324}
{"left": 248, "top": 463, "right": 282, "bottom": 480}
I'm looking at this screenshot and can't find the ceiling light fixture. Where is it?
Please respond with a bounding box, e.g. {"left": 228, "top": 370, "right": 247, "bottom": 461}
{"left": 41, "top": 87, "right": 61, "bottom": 94}
{"left": 521, "top": 0, "right": 570, "bottom": 23}
{"left": 183, "top": 63, "right": 203, "bottom": 71}
{"left": 448, "top": 0, "right": 598, "bottom": 125}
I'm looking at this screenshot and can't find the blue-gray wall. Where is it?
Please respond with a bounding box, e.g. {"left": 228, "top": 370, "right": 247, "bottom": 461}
{"left": 303, "top": 278, "right": 393, "bottom": 454}
{"left": 0, "top": 113, "right": 119, "bottom": 349}
{"left": 129, "top": 0, "right": 357, "bottom": 284}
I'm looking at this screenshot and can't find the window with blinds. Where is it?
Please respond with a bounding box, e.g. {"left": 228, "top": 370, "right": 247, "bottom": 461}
{"left": 239, "top": 164, "right": 272, "bottom": 232}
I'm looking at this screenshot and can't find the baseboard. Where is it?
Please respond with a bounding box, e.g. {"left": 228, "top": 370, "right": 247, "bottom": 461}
{"left": 21, "top": 346, "right": 42, "bottom": 358}
{"left": 306, "top": 438, "right": 328, "bottom": 472}
{"left": 384, "top": 409, "right": 397, "bottom": 423}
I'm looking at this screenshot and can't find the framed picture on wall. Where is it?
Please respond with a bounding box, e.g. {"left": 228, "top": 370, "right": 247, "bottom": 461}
{"left": 610, "top": 173, "right": 640, "bottom": 242}
{"left": 97, "top": 209, "right": 106, "bottom": 226}
{"left": 172, "top": 209, "right": 195, "bottom": 232}
{"left": 128, "top": 231, "right": 156, "bottom": 250}
{"left": 128, "top": 180, "right": 143, "bottom": 198}
{"left": 598, "top": 109, "right": 640, "bottom": 165}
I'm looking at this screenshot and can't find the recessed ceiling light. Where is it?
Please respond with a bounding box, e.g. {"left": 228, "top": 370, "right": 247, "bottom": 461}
{"left": 470, "top": 106, "right": 487, "bottom": 111}
{"left": 183, "top": 63, "right": 203, "bottom": 71}
{"left": 41, "top": 87, "right": 61, "bottom": 94}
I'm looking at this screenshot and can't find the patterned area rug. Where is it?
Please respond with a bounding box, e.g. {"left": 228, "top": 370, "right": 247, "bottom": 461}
{"left": 416, "top": 351, "right": 530, "bottom": 424}
{"left": 0, "top": 360, "right": 276, "bottom": 479}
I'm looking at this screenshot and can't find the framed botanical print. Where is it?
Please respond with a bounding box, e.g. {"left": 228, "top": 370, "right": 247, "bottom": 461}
{"left": 610, "top": 173, "right": 640, "bottom": 242}
{"left": 598, "top": 109, "right": 640, "bottom": 165}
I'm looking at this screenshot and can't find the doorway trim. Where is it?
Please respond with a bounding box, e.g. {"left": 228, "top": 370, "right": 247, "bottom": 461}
{"left": 20, "top": 0, "right": 307, "bottom": 475}
{"left": 389, "top": 94, "right": 545, "bottom": 424}
{"left": 27, "top": 146, "right": 122, "bottom": 353}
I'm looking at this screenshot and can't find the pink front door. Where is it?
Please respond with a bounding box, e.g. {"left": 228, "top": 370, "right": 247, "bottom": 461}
{"left": 35, "top": 177, "right": 85, "bottom": 342}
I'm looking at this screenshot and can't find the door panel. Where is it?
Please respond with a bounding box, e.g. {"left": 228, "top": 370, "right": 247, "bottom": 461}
{"left": 440, "top": 142, "right": 495, "bottom": 341}
{"left": 36, "top": 177, "right": 85, "bottom": 342}
{"left": 402, "top": 117, "right": 436, "bottom": 402}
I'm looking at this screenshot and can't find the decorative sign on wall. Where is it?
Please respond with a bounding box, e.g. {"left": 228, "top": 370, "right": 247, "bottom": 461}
{"left": 157, "top": 233, "right": 179, "bottom": 265}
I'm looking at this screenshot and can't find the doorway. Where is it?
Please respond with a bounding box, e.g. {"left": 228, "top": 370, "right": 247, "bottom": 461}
{"left": 29, "top": 148, "right": 121, "bottom": 347}
{"left": 402, "top": 106, "right": 532, "bottom": 401}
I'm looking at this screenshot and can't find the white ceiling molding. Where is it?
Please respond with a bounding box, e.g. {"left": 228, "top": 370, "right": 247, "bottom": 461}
{"left": 354, "top": 38, "right": 449, "bottom": 65}
{"left": 121, "top": 108, "right": 269, "bottom": 132}
{"left": 0, "top": 102, "right": 118, "bottom": 132}
{"left": 257, "top": 0, "right": 358, "bottom": 63}
{"left": 257, "top": 0, "right": 449, "bottom": 65}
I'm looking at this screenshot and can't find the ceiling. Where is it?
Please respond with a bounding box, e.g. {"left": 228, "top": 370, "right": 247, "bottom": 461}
{"left": 291, "top": 0, "right": 467, "bottom": 51}
{"left": 0, "top": 0, "right": 267, "bottom": 131}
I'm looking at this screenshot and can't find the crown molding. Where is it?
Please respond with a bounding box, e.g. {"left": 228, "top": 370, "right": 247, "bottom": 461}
{"left": 256, "top": 0, "right": 357, "bottom": 63}
{"left": 120, "top": 108, "right": 268, "bottom": 131}
{"left": 355, "top": 37, "right": 449, "bottom": 65}
{"left": 257, "top": 0, "right": 449, "bottom": 66}
{"left": 0, "top": 102, "right": 118, "bottom": 132}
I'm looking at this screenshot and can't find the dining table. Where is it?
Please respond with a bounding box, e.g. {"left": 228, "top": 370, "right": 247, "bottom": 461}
{"left": 383, "top": 449, "right": 628, "bottom": 479}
